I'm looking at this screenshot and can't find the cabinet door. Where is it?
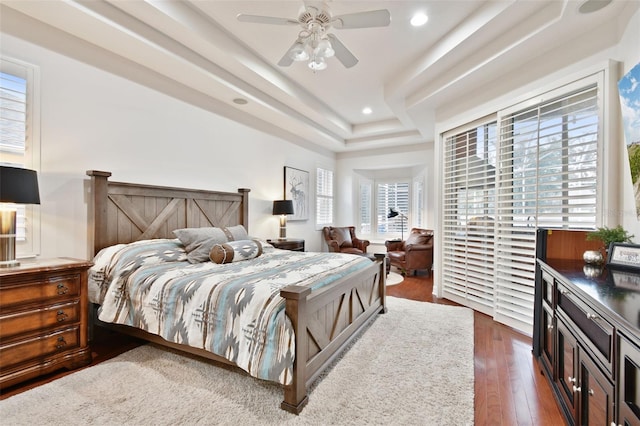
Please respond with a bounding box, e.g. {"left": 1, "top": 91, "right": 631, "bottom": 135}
{"left": 557, "top": 319, "right": 579, "bottom": 422}
{"left": 540, "top": 304, "right": 555, "bottom": 378}
{"left": 618, "top": 335, "right": 640, "bottom": 426}
{"left": 578, "top": 353, "right": 614, "bottom": 426}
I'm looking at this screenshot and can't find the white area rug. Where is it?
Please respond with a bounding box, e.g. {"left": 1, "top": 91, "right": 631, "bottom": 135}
{"left": 385, "top": 271, "right": 404, "bottom": 286}
{"left": 1, "top": 297, "right": 474, "bottom": 426}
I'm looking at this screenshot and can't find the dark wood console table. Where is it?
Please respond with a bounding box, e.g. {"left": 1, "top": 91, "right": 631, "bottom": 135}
{"left": 533, "top": 229, "right": 640, "bottom": 426}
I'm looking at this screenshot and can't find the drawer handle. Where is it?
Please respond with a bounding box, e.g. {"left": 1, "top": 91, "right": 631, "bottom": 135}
{"left": 57, "top": 283, "right": 69, "bottom": 294}
{"left": 547, "top": 324, "right": 554, "bottom": 331}
{"left": 573, "top": 385, "right": 581, "bottom": 393}
{"left": 56, "top": 336, "right": 67, "bottom": 349}
{"left": 588, "top": 388, "right": 594, "bottom": 396}
{"left": 586, "top": 312, "right": 600, "bottom": 321}
{"left": 568, "top": 376, "right": 577, "bottom": 383}
{"left": 56, "top": 310, "right": 68, "bottom": 322}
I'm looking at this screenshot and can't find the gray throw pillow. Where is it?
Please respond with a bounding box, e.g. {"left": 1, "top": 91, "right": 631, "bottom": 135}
{"left": 173, "top": 225, "right": 249, "bottom": 263}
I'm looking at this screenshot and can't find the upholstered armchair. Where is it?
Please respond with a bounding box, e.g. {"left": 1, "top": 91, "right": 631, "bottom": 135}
{"left": 322, "top": 226, "right": 370, "bottom": 255}
{"left": 385, "top": 228, "right": 434, "bottom": 276}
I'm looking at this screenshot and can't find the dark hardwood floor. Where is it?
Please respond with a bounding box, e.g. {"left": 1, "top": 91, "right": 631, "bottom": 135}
{"left": 2, "top": 270, "right": 565, "bottom": 425}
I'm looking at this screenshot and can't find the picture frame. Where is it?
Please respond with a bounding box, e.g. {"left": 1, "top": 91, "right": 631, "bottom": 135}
{"left": 284, "top": 166, "right": 309, "bottom": 221}
{"left": 607, "top": 243, "right": 640, "bottom": 271}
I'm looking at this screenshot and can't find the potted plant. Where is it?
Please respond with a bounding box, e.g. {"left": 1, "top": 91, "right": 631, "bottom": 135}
{"left": 586, "top": 225, "right": 634, "bottom": 258}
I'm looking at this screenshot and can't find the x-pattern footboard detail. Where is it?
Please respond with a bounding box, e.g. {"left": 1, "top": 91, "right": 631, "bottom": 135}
{"left": 280, "top": 255, "right": 386, "bottom": 414}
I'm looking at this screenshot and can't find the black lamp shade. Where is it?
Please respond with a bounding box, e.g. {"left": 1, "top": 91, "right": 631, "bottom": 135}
{"left": 273, "top": 200, "right": 294, "bottom": 215}
{"left": 387, "top": 207, "right": 399, "bottom": 219}
{"left": 0, "top": 166, "right": 40, "bottom": 204}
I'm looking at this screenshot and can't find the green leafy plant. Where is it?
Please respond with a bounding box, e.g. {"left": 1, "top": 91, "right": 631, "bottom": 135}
{"left": 586, "top": 225, "right": 634, "bottom": 254}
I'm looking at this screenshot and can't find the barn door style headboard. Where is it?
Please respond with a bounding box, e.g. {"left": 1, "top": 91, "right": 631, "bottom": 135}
{"left": 86, "top": 170, "right": 250, "bottom": 255}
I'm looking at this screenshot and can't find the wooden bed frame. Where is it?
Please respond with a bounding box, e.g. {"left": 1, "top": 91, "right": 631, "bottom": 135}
{"left": 86, "top": 170, "right": 387, "bottom": 414}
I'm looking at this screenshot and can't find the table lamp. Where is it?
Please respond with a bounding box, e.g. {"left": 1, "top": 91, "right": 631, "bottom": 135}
{"left": 0, "top": 166, "right": 41, "bottom": 268}
{"left": 272, "top": 200, "right": 294, "bottom": 240}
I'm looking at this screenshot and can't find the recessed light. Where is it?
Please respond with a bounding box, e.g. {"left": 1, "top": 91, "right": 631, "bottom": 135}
{"left": 410, "top": 12, "right": 428, "bottom": 27}
{"left": 233, "top": 98, "right": 248, "bottom": 105}
{"left": 578, "top": 0, "right": 612, "bottom": 14}
{"left": 362, "top": 107, "right": 372, "bottom": 115}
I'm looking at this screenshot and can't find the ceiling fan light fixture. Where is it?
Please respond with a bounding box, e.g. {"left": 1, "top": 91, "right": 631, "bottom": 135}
{"left": 288, "top": 41, "right": 309, "bottom": 61}
{"left": 314, "top": 38, "right": 334, "bottom": 58}
{"left": 308, "top": 57, "right": 327, "bottom": 71}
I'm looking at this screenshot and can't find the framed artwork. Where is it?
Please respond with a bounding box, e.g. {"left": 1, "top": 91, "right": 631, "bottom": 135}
{"left": 617, "top": 62, "right": 640, "bottom": 220}
{"left": 284, "top": 166, "right": 309, "bottom": 221}
{"left": 607, "top": 243, "right": 640, "bottom": 271}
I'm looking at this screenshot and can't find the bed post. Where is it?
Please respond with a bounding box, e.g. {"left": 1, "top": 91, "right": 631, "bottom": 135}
{"left": 374, "top": 253, "right": 388, "bottom": 314}
{"left": 237, "top": 188, "right": 250, "bottom": 232}
{"left": 279, "top": 285, "right": 311, "bottom": 414}
{"left": 86, "top": 170, "right": 112, "bottom": 256}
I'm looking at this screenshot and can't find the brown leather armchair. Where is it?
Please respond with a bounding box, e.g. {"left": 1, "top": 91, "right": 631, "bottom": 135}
{"left": 322, "top": 226, "right": 370, "bottom": 254}
{"left": 385, "top": 228, "right": 434, "bottom": 276}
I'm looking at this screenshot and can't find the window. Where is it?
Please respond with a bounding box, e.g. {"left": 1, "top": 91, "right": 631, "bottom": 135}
{"left": 0, "top": 58, "right": 40, "bottom": 257}
{"left": 441, "top": 77, "right": 600, "bottom": 334}
{"left": 359, "top": 178, "right": 411, "bottom": 239}
{"left": 316, "top": 167, "right": 333, "bottom": 227}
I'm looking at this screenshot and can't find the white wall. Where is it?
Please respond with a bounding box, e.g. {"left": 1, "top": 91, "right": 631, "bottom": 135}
{"left": 1, "top": 34, "right": 336, "bottom": 258}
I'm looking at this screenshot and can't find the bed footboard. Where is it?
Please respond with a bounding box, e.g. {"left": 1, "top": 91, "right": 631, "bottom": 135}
{"left": 280, "top": 254, "right": 386, "bottom": 414}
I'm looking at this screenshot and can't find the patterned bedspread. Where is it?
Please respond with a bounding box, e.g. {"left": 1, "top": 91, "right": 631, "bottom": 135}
{"left": 89, "top": 239, "right": 372, "bottom": 385}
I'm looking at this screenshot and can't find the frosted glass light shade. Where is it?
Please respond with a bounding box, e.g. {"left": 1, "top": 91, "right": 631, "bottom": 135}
{"left": 288, "top": 43, "right": 309, "bottom": 61}
{"left": 314, "top": 39, "right": 334, "bottom": 58}
{"left": 308, "top": 57, "right": 327, "bottom": 71}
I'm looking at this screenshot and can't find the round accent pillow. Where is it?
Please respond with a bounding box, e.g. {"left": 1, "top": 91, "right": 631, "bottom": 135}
{"left": 209, "top": 239, "right": 263, "bottom": 264}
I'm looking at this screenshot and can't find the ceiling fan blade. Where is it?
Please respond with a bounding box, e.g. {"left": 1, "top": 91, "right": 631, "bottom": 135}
{"left": 277, "top": 42, "right": 296, "bottom": 67}
{"left": 327, "top": 34, "right": 358, "bottom": 68}
{"left": 331, "top": 9, "right": 391, "bottom": 29}
{"left": 236, "top": 14, "right": 299, "bottom": 25}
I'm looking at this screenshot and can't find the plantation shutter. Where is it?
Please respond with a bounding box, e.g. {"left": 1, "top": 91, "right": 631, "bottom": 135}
{"left": 377, "top": 182, "right": 409, "bottom": 237}
{"left": 316, "top": 167, "right": 333, "bottom": 226}
{"left": 495, "top": 84, "right": 598, "bottom": 331}
{"left": 0, "top": 71, "right": 28, "bottom": 241}
{"left": 442, "top": 121, "right": 497, "bottom": 316}
{"left": 359, "top": 180, "right": 372, "bottom": 235}
{"left": 441, "top": 80, "right": 600, "bottom": 334}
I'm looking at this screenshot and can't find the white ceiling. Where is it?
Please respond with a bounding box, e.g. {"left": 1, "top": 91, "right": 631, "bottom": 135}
{"left": 1, "top": 0, "right": 637, "bottom": 154}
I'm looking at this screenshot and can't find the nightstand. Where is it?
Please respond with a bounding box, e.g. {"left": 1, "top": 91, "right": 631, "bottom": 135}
{"left": 267, "top": 238, "right": 305, "bottom": 252}
{"left": 0, "top": 257, "right": 93, "bottom": 389}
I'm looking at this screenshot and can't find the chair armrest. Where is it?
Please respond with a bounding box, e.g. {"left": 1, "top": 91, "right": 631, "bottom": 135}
{"left": 326, "top": 240, "right": 341, "bottom": 252}
{"left": 385, "top": 240, "right": 404, "bottom": 251}
{"left": 353, "top": 238, "right": 370, "bottom": 252}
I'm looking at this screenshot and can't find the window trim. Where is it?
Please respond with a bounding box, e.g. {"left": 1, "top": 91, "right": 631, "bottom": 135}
{"left": 0, "top": 57, "right": 41, "bottom": 258}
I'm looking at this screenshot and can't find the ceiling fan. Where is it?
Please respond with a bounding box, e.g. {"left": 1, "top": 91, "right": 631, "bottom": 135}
{"left": 237, "top": 2, "right": 391, "bottom": 71}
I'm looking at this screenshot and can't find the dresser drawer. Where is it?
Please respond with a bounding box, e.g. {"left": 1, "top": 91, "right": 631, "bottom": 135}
{"left": 0, "top": 300, "right": 80, "bottom": 340}
{"left": 0, "top": 273, "right": 81, "bottom": 308}
{"left": 556, "top": 282, "right": 614, "bottom": 372}
{"left": 0, "top": 326, "right": 80, "bottom": 369}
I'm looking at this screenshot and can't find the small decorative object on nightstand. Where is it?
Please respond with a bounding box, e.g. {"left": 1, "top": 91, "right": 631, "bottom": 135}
{"left": 0, "top": 257, "right": 93, "bottom": 389}
{"left": 267, "top": 238, "right": 305, "bottom": 252}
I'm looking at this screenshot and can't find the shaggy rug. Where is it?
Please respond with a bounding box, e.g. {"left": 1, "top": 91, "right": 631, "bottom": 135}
{"left": 1, "top": 297, "right": 474, "bottom": 426}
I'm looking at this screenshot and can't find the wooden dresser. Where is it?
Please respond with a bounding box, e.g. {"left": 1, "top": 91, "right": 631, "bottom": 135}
{"left": 0, "top": 258, "right": 93, "bottom": 389}
{"left": 534, "top": 230, "right": 640, "bottom": 426}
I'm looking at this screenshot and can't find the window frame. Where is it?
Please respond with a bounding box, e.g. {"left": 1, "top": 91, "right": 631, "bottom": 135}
{"left": 0, "top": 57, "right": 41, "bottom": 258}
{"left": 315, "top": 166, "right": 334, "bottom": 228}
